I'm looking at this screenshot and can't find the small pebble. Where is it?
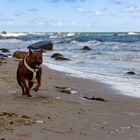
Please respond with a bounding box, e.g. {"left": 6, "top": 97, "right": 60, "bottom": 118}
{"left": 36, "top": 120, "right": 44, "bottom": 123}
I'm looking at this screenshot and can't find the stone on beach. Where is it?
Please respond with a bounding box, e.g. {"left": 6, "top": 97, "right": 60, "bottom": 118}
{"left": 51, "top": 53, "right": 70, "bottom": 61}
{"left": 126, "top": 71, "right": 135, "bottom": 75}
{"left": 27, "top": 41, "right": 53, "bottom": 51}
{"left": 1, "top": 31, "right": 7, "bottom": 34}
{"left": 82, "top": 46, "right": 92, "bottom": 50}
{"left": 0, "top": 48, "right": 10, "bottom": 53}
{"left": 0, "top": 53, "right": 8, "bottom": 58}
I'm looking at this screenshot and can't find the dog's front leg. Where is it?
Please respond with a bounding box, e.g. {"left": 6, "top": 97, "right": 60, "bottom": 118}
{"left": 22, "top": 79, "right": 32, "bottom": 97}
{"left": 29, "top": 81, "right": 33, "bottom": 89}
{"left": 33, "top": 77, "right": 41, "bottom": 92}
{"left": 21, "top": 83, "right": 26, "bottom": 95}
{"left": 33, "top": 70, "right": 42, "bottom": 92}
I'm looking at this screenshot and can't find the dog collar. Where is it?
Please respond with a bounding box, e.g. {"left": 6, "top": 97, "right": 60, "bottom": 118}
{"left": 24, "top": 57, "right": 39, "bottom": 82}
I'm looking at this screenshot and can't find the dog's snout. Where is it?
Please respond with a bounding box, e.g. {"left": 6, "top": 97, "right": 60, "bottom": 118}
{"left": 36, "top": 60, "right": 42, "bottom": 66}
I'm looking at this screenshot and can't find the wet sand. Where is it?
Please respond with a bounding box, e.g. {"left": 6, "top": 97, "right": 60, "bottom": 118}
{"left": 0, "top": 58, "right": 140, "bottom": 140}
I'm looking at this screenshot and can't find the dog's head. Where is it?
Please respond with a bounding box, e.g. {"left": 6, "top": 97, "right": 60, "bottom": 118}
{"left": 28, "top": 48, "right": 43, "bottom": 69}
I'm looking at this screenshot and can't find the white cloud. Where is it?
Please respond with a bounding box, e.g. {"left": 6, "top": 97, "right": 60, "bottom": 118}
{"left": 5, "top": 21, "right": 15, "bottom": 25}
{"left": 57, "top": 21, "right": 64, "bottom": 27}
{"left": 37, "top": 22, "right": 45, "bottom": 26}
{"left": 95, "top": 10, "right": 101, "bottom": 16}
{"left": 77, "top": 7, "right": 92, "bottom": 14}
{"left": 77, "top": 7, "right": 87, "bottom": 13}
{"left": 16, "top": 21, "right": 26, "bottom": 26}
{"left": 6, "top": 0, "right": 18, "bottom": 2}
{"left": 28, "top": 8, "right": 38, "bottom": 12}
{"left": 48, "top": 19, "right": 94, "bottom": 28}
{"left": 112, "top": 0, "right": 123, "bottom": 5}
{"left": 51, "top": 21, "right": 64, "bottom": 27}
{"left": 123, "top": 5, "right": 139, "bottom": 12}
{"left": 45, "top": 0, "right": 86, "bottom": 2}
{"left": 86, "top": 23, "right": 92, "bottom": 27}
{"left": 71, "top": 22, "right": 77, "bottom": 26}
{"left": 76, "top": 6, "right": 108, "bottom": 16}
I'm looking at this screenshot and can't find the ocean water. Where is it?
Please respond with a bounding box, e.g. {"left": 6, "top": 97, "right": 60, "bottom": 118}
{"left": 0, "top": 32, "right": 140, "bottom": 98}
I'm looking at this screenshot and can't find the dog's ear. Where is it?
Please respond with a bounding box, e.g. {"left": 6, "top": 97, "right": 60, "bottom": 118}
{"left": 38, "top": 49, "right": 43, "bottom": 53}
{"left": 29, "top": 48, "right": 33, "bottom": 55}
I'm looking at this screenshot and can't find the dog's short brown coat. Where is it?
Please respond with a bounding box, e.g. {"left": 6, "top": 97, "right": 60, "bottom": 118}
{"left": 17, "top": 49, "right": 43, "bottom": 97}
{"left": 13, "top": 51, "right": 29, "bottom": 59}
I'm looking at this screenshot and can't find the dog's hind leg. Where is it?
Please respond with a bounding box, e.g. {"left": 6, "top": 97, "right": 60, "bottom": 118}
{"left": 21, "top": 83, "right": 26, "bottom": 95}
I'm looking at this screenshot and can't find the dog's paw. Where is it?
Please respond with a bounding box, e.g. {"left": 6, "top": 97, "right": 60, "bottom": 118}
{"left": 27, "top": 94, "right": 32, "bottom": 97}
{"left": 33, "top": 87, "right": 39, "bottom": 92}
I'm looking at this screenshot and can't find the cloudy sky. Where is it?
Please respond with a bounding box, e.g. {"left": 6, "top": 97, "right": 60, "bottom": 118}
{"left": 0, "top": 0, "right": 139, "bottom": 32}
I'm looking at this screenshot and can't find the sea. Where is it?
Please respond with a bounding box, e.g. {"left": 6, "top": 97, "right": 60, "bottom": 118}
{"left": 0, "top": 32, "right": 140, "bottom": 98}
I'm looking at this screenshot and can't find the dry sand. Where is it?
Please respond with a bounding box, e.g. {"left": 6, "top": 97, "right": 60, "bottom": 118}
{"left": 0, "top": 58, "right": 140, "bottom": 140}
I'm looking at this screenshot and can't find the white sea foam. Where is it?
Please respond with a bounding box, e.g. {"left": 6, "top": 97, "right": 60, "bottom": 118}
{"left": 44, "top": 61, "right": 140, "bottom": 98}
{"left": 128, "top": 32, "right": 138, "bottom": 35}
{"left": 31, "top": 32, "right": 46, "bottom": 35}
{"left": 67, "top": 32, "right": 75, "bottom": 36}
{"left": 0, "top": 32, "right": 27, "bottom": 37}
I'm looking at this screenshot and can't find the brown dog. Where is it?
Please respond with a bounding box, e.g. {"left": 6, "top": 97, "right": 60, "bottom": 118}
{"left": 13, "top": 51, "right": 29, "bottom": 59}
{"left": 17, "top": 49, "right": 43, "bottom": 97}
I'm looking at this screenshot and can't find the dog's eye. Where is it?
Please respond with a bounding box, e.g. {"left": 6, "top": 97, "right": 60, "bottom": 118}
{"left": 33, "top": 56, "right": 38, "bottom": 60}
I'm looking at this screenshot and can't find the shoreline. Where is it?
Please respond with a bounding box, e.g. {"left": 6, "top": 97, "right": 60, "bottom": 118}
{"left": 44, "top": 62, "right": 140, "bottom": 99}
{"left": 0, "top": 58, "right": 140, "bottom": 140}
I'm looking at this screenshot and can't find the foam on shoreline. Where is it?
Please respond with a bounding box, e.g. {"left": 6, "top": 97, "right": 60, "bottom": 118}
{"left": 44, "top": 62, "right": 140, "bottom": 98}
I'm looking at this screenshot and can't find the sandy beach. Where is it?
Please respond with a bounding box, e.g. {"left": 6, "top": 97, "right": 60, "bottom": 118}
{"left": 0, "top": 58, "right": 140, "bottom": 140}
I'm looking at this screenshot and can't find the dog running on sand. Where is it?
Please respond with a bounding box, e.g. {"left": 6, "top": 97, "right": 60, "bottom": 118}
{"left": 17, "top": 48, "right": 43, "bottom": 97}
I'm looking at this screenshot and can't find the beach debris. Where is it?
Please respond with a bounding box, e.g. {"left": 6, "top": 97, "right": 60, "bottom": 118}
{"left": 51, "top": 53, "right": 63, "bottom": 58}
{"left": 80, "top": 131, "right": 88, "bottom": 136}
{"left": 33, "top": 96, "right": 56, "bottom": 104}
{"left": 68, "top": 128, "right": 74, "bottom": 133}
{"left": 36, "top": 120, "right": 45, "bottom": 124}
{"left": 53, "top": 55, "right": 70, "bottom": 61}
{"left": 82, "top": 96, "right": 107, "bottom": 102}
{"left": 0, "top": 57, "right": 7, "bottom": 66}
{"left": 55, "top": 96, "right": 61, "bottom": 100}
{"left": 55, "top": 86, "right": 78, "bottom": 95}
{"left": 126, "top": 71, "right": 135, "bottom": 75}
{"left": 42, "top": 128, "right": 66, "bottom": 134}
{"left": 0, "top": 112, "right": 35, "bottom": 132}
{"left": 48, "top": 116, "right": 51, "bottom": 120}
{"left": 55, "top": 56, "right": 70, "bottom": 61}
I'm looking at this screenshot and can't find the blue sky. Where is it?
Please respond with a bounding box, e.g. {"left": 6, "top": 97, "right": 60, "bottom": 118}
{"left": 0, "top": 0, "right": 140, "bottom": 32}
